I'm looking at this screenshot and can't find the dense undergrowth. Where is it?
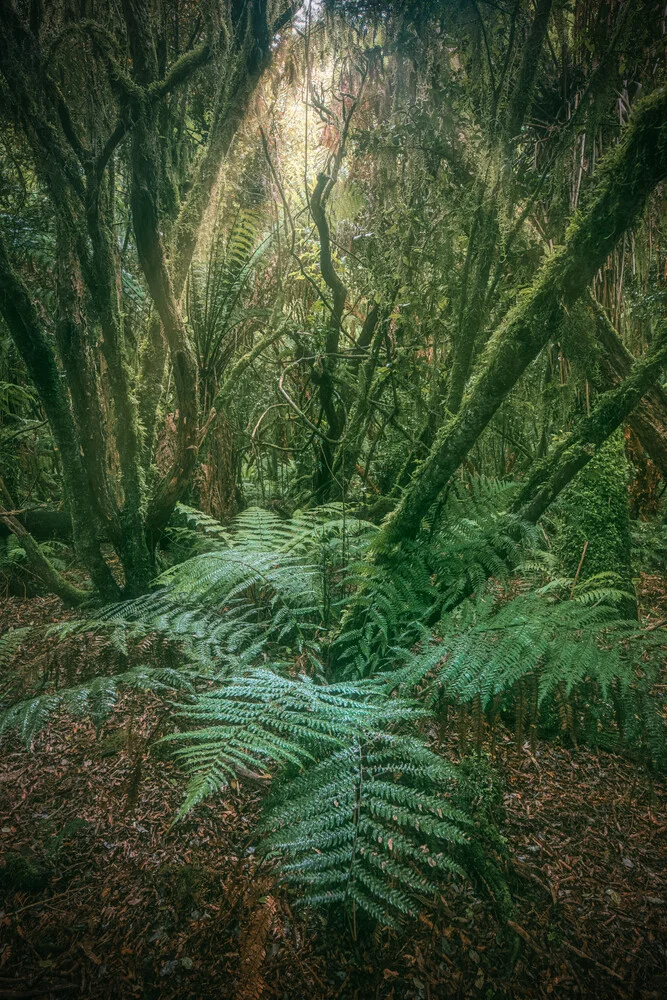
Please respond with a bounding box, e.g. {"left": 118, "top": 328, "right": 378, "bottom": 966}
{"left": 0, "top": 1, "right": 666, "bottom": 978}
{"left": 2, "top": 486, "right": 664, "bottom": 933}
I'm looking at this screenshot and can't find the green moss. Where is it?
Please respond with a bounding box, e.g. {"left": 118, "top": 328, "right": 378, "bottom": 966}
{"left": 554, "top": 430, "right": 633, "bottom": 587}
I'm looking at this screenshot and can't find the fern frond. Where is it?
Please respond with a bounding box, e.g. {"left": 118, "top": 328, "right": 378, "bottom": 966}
{"left": 0, "top": 627, "right": 31, "bottom": 668}
{"left": 164, "top": 670, "right": 418, "bottom": 818}
{"left": 261, "top": 732, "right": 475, "bottom": 927}
{"left": 0, "top": 665, "right": 196, "bottom": 744}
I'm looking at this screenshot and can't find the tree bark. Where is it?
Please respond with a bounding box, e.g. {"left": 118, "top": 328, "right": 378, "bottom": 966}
{"left": 378, "top": 85, "right": 667, "bottom": 548}
{"left": 121, "top": 0, "right": 200, "bottom": 534}
{"left": 0, "top": 0, "right": 286, "bottom": 598}
{"left": 330, "top": 318, "right": 387, "bottom": 491}
{"left": 0, "top": 504, "right": 89, "bottom": 606}
{"left": 54, "top": 228, "right": 119, "bottom": 538}
{"left": 590, "top": 298, "right": 667, "bottom": 478}
{"left": 446, "top": 200, "right": 498, "bottom": 415}
{"left": 0, "top": 236, "right": 120, "bottom": 600}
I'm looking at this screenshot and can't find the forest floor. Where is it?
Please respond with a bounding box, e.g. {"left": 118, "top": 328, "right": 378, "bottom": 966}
{"left": 0, "top": 585, "right": 666, "bottom": 1000}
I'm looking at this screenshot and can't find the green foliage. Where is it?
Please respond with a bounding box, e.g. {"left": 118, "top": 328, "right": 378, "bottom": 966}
{"left": 165, "top": 668, "right": 507, "bottom": 927}
{"left": 632, "top": 515, "right": 667, "bottom": 575}
{"left": 0, "top": 537, "right": 72, "bottom": 594}
{"left": 2, "top": 491, "right": 664, "bottom": 929}
{"left": 402, "top": 582, "right": 644, "bottom": 708}
{"left": 0, "top": 626, "right": 31, "bottom": 668}
{"left": 389, "top": 573, "right": 665, "bottom": 769}
{"left": 261, "top": 733, "right": 473, "bottom": 927}
{"left": 554, "top": 432, "right": 634, "bottom": 586}
{"left": 187, "top": 208, "right": 267, "bottom": 406}
{"left": 166, "top": 502, "right": 234, "bottom": 553}
{"left": 0, "top": 665, "right": 195, "bottom": 746}
{"left": 164, "top": 670, "right": 414, "bottom": 817}
{"left": 69, "top": 505, "right": 376, "bottom": 676}
{"left": 336, "top": 478, "right": 540, "bottom": 677}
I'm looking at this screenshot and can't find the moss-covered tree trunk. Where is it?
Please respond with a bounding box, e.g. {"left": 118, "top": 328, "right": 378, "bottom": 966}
{"left": 553, "top": 432, "right": 636, "bottom": 617}
{"left": 0, "top": 237, "right": 120, "bottom": 601}
{"left": 378, "top": 86, "right": 667, "bottom": 549}
{"left": 591, "top": 299, "right": 667, "bottom": 478}
{"left": 513, "top": 324, "right": 667, "bottom": 524}
{"left": 138, "top": 1, "right": 278, "bottom": 468}
{"left": 0, "top": 0, "right": 289, "bottom": 599}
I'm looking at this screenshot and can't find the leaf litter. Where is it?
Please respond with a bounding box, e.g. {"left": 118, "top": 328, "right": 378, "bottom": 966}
{"left": 0, "top": 593, "right": 665, "bottom": 1000}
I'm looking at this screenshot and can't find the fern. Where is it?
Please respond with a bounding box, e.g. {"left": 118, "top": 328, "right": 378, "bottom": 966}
{"left": 335, "top": 478, "right": 542, "bottom": 677}
{"left": 56, "top": 506, "right": 376, "bottom": 677}
{"left": 166, "top": 503, "right": 234, "bottom": 553}
{"left": 261, "top": 733, "right": 473, "bottom": 928}
{"left": 2, "top": 491, "right": 663, "bottom": 930}
{"left": 0, "top": 627, "right": 31, "bottom": 668}
{"left": 388, "top": 577, "right": 666, "bottom": 767}
{"left": 0, "top": 665, "right": 195, "bottom": 745}
{"left": 187, "top": 207, "right": 268, "bottom": 400}
{"left": 163, "top": 669, "right": 414, "bottom": 817}
{"left": 165, "top": 668, "right": 501, "bottom": 927}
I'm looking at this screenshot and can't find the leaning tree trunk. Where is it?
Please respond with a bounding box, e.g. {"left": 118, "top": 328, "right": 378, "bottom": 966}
{"left": 512, "top": 323, "right": 667, "bottom": 525}
{"left": 590, "top": 298, "right": 667, "bottom": 478}
{"left": 417, "top": 336, "right": 667, "bottom": 624}
{"left": 376, "top": 85, "right": 667, "bottom": 549}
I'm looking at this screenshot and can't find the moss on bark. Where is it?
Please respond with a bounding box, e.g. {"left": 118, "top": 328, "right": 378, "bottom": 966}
{"left": 378, "top": 85, "right": 667, "bottom": 549}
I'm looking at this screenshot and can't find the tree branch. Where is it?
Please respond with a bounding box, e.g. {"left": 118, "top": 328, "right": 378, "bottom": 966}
{"left": 589, "top": 296, "right": 667, "bottom": 478}
{"left": 514, "top": 321, "right": 667, "bottom": 523}
{"left": 0, "top": 503, "right": 89, "bottom": 606}
{"left": 378, "top": 85, "right": 667, "bottom": 546}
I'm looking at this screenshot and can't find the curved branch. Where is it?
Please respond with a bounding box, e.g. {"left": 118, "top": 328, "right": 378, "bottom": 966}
{"left": 310, "top": 172, "right": 348, "bottom": 346}
{"left": 589, "top": 296, "right": 667, "bottom": 478}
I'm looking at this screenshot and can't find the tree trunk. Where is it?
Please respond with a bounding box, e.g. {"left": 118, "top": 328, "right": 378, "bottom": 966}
{"left": 377, "top": 85, "right": 667, "bottom": 548}
{"left": 591, "top": 298, "right": 667, "bottom": 478}
{"left": 513, "top": 324, "right": 667, "bottom": 524}
{"left": 0, "top": 503, "right": 88, "bottom": 606}
{"left": 505, "top": 0, "right": 555, "bottom": 141}
{"left": 0, "top": 237, "right": 121, "bottom": 600}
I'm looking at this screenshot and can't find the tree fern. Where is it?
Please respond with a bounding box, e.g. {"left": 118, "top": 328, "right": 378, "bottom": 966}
{"left": 164, "top": 669, "right": 506, "bottom": 927}
{"left": 2, "top": 490, "right": 663, "bottom": 931}
{"left": 163, "top": 670, "right": 414, "bottom": 817}
{"left": 187, "top": 207, "right": 268, "bottom": 405}
{"left": 388, "top": 577, "right": 666, "bottom": 767}
{"left": 335, "top": 478, "right": 542, "bottom": 677}
{"left": 58, "top": 506, "right": 376, "bottom": 676}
